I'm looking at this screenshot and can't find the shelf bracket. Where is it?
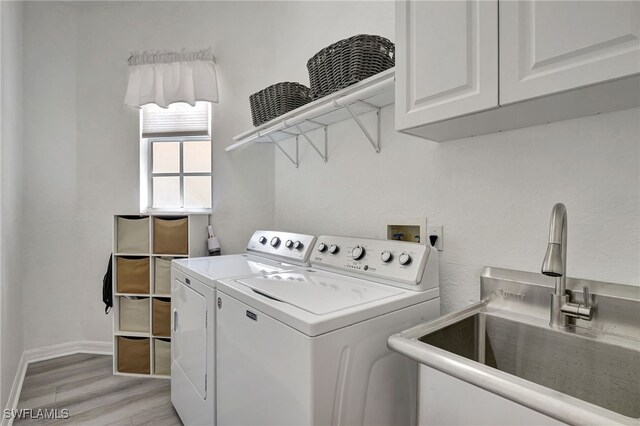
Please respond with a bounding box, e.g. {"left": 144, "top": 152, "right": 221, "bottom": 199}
{"left": 294, "top": 123, "right": 327, "bottom": 163}
{"left": 344, "top": 104, "right": 380, "bottom": 153}
{"left": 268, "top": 134, "right": 298, "bottom": 168}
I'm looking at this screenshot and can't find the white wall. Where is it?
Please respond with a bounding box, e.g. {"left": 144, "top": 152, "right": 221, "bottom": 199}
{"left": 269, "top": 2, "right": 639, "bottom": 313}
{"left": 0, "top": 0, "right": 25, "bottom": 410}
{"left": 17, "top": 0, "right": 640, "bottom": 353}
{"left": 22, "top": 1, "right": 280, "bottom": 350}
{"left": 274, "top": 105, "right": 640, "bottom": 311}
{"left": 18, "top": 0, "right": 396, "bottom": 352}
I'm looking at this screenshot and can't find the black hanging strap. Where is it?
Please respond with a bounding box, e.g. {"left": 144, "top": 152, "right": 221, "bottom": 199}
{"left": 102, "top": 254, "right": 113, "bottom": 314}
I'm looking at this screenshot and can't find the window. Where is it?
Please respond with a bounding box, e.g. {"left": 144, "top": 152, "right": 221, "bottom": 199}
{"left": 140, "top": 102, "right": 212, "bottom": 212}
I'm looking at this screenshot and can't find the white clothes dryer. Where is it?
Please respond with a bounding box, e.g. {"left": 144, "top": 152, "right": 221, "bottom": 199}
{"left": 170, "top": 230, "right": 316, "bottom": 426}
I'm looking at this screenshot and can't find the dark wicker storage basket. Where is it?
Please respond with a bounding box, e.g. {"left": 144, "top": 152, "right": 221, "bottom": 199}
{"left": 307, "top": 34, "right": 395, "bottom": 100}
{"left": 249, "top": 82, "right": 312, "bottom": 127}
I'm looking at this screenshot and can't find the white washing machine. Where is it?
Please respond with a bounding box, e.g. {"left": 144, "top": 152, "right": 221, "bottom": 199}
{"left": 216, "top": 235, "right": 440, "bottom": 426}
{"left": 170, "top": 230, "right": 316, "bottom": 426}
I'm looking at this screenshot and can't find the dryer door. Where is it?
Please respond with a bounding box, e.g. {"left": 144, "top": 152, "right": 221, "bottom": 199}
{"left": 172, "top": 276, "right": 208, "bottom": 398}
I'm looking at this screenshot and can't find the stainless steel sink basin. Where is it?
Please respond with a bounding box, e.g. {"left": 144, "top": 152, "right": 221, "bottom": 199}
{"left": 422, "top": 309, "right": 639, "bottom": 419}
{"left": 388, "top": 267, "right": 640, "bottom": 425}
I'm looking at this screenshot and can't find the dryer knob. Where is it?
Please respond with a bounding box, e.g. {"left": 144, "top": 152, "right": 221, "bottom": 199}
{"left": 293, "top": 241, "right": 303, "bottom": 250}
{"left": 329, "top": 244, "right": 340, "bottom": 254}
{"left": 258, "top": 236, "right": 267, "bottom": 244}
{"left": 399, "top": 252, "right": 412, "bottom": 265}
{"left": 351, "top": 245, "right": 365, "bottom": 260}
{"left": 285, "top": 239, "right": 294, "bottom": 249}
{"left": 270, "top": 237, "right": 281, "bottom": 247}
{"left": 381, "top": 251, "right": 393, "bottom": 263}
{"left": 317, "top": 243, "right": 328, "bottom": 252}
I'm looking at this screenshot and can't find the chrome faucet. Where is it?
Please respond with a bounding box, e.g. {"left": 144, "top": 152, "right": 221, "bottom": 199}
{"left": 541, "top": 203, "right": 594, "bottom": 328}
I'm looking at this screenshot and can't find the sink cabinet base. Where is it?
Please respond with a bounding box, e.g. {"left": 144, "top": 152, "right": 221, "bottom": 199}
{"left": 419, "top": 365, "right": 563, "bottom": 425}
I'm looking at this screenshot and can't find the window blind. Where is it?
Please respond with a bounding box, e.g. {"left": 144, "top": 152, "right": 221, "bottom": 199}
{"left": 142, "top": 102, "right": 210, "bottom": 138}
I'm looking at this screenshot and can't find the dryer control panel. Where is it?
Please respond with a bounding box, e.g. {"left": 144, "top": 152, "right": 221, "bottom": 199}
{"left": 247, "top": 231, "right": 316, "bottom": 265}
{"left": 311, "top": 236, "right": 439, "bottom": 291}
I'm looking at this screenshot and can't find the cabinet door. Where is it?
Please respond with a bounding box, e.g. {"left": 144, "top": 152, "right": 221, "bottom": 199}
{"left": 500, "top": 1, "right": 640, "bottom": 105}
{"left": 395, "top": 0, "right": 498, "bottom": 131}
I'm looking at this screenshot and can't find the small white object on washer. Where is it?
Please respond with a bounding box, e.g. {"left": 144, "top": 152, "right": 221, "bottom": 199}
{"left": 170, "top": 230, "right": 316, "bottom": 426}
{"left": 216, "top": 235, "right": 440, "bottom": 426}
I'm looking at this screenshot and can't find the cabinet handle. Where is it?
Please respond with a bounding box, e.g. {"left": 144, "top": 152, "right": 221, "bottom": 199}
{"left": 173, "top": 309, "right": 178, "bottom": 332}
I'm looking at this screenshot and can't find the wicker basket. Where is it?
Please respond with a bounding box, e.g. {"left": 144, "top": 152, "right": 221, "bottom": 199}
{"left": 249, "top": 82, "right": 312, "bottom": 127}
{"left": 307, "top": 34, "right": 395, "bottom": 100}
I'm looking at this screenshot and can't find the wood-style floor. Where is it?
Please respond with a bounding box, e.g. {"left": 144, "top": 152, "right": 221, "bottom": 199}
{"left": 14, "top": 353, "right": 182, "bottom": 425}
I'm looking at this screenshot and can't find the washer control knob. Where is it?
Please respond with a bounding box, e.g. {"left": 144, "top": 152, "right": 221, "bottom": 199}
{"left": 317, "top": 243, "right": 328, "bottom": 252}
{"left": 285, "top": 239, "right": 293, "bottom": 248}
{"left": 329, "top": 244, "right": 340, "bottom": 254}
{"left": 270, "top": 237, "right": 281, "bottom": 247}
{"left": 293, "top": 241, "right": 303, "bottom": 250}
{"left": 351, "top": 245, "right": 365, "bottom": 260}
{"left": 381, "top": 251, "right": 393, "bottom": 263}
{"left": 258, "top": 236, "right": 267, "bottom": 244}
{"left": 399, "top": 252, "right": 412, "bottom": 265}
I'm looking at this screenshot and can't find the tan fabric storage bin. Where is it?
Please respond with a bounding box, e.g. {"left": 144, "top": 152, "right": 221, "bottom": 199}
{"left": 154, "top": 338, "right": 171, "bottom": 376}
{"left": 117, "top": 216, "right": 150, "bottom": 254}
{"left": 152, "top": 298, "right": 171, "bottom": 337}
{"left": 119, "top": 297, "right": 150, "bottom": 333}
{"left": 116, "top": 257, "right": 150, "bottom": 294}
{"left": 153, "top": 217, "right": 188, "bottom": 255}
{"left": 154, "top": 257, "right": 172, "bottom": 295}
{"left": 117, "top": 336, "right": 150, "bottom": 374}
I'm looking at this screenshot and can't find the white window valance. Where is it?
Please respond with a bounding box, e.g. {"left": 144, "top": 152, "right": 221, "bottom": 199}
{"left": 124, "top": 48, "right": 219, "bottom": 108}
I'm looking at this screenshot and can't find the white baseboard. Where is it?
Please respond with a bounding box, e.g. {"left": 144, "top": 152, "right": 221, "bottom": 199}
{"left": 3, "top": 353, "right": 27, "bottom": 426}
{"left": 20, "top": 341, "right": 112, "bottom": 365}
{"left": 2, "top": 341, "right": 113, "bottom": 426}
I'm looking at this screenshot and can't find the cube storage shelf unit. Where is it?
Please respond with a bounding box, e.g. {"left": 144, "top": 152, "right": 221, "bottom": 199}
{"left": 227, "top": 68, "right": 395, "bottom": 167}
{"left": 112, "top": 214, "right": 209, "bottom": 378}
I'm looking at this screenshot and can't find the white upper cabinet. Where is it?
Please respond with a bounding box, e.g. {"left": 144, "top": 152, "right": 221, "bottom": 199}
{"left": 395, "top": 0, "right": 640, "bottom": 141}
{"left": 395, "top": 0, "right": 498, "bottom": 130}
{"left": 499, "top": 1, "right": 640, "bottom": 105}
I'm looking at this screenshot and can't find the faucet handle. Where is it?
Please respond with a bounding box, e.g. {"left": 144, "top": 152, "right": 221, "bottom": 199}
{"left": 583, "top": 286, "right": 590, "bottom": 308}
{"left": 561, "top": 286, "right": 595, "bottom": 321}
{"left": 580, "top": 286, "right": 594, "bottom": 321}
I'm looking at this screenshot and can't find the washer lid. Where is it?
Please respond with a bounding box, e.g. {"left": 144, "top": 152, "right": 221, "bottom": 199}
{"left": 233, "top": 269, "right": 404, "bottom": 315}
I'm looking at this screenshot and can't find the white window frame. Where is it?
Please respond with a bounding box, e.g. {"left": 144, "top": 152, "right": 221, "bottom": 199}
{"left": 139, "top": 102, "right": 213, "bottom": 214}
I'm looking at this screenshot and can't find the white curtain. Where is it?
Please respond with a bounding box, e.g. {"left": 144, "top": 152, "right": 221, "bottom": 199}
{"left": 124, "top": 49, "right": 219, "bottom": 108}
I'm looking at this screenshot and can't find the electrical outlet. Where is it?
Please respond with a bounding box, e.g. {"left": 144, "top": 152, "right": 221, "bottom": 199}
{"left": 427, "top": 226, "right": 443, "bottom": 251}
